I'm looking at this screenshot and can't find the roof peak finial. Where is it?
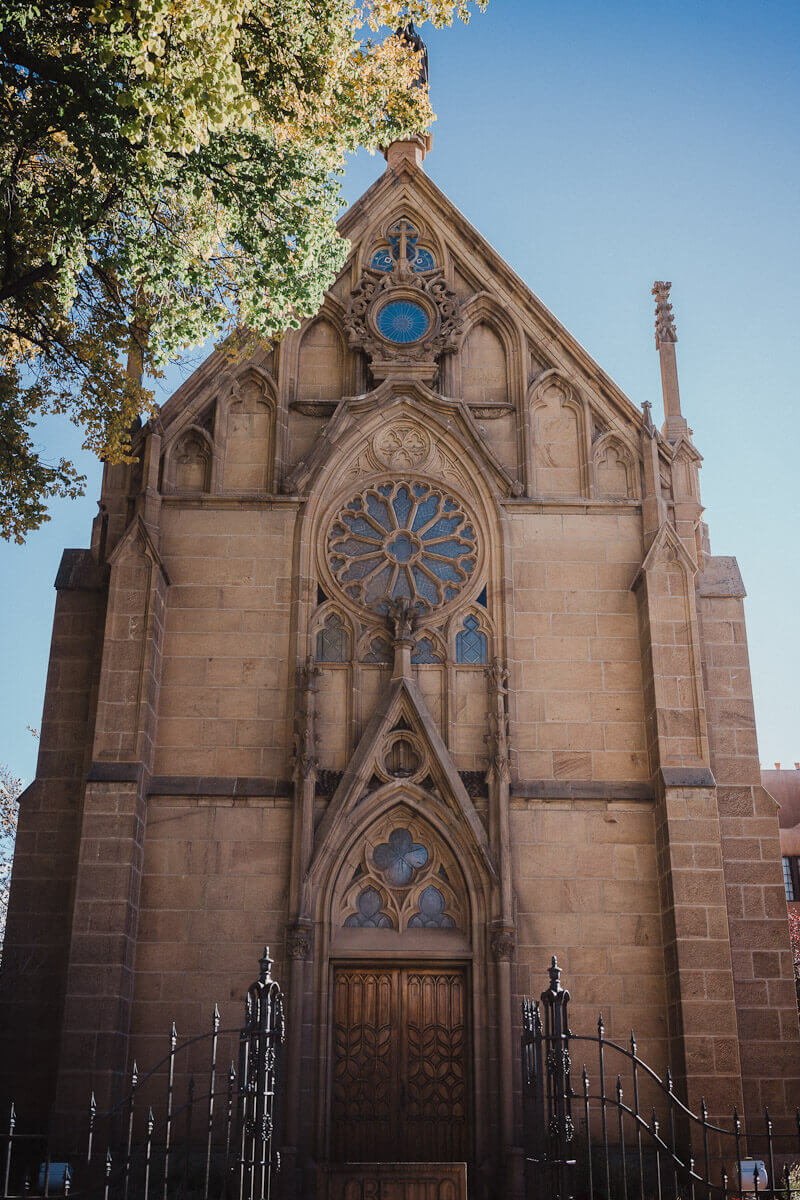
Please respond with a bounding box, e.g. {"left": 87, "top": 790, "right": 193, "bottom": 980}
{"left": 652, "top": 281, "right": 677, "bottom": 348}
{"left": 383, "top": 18, "right": 432, "bottom": 171}
{"left": 651, "top": 279, "right": 687, "bottom": 442}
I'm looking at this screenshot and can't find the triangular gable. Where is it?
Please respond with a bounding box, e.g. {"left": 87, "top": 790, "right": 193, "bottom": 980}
{"left": 107, "top": 515, "right": 170, "bottom": 587}
{"left": 631, "top": 519, "right": 697, "bottom": 589}
{"left": 338, "top": 159, "right": 644, "bottom": 434}
{"left": 308, "top": 673, "right": 497, "bottom": 886}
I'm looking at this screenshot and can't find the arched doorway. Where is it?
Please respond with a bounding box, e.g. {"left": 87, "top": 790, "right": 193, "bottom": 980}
{"left": 316, "top": 798, "right": 492, "bottom": 1182}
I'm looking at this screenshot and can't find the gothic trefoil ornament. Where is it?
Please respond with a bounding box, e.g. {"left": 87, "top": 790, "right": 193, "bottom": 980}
{"left": 652, "top": 281, "right": 677, "bottom": 346}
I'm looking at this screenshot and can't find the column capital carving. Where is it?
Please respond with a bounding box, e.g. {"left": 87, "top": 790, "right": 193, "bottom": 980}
{"left": 293, "top": 656, "right": 320, "bottom": 782}
{"left": 491, "top": 924, "right": 516, "bottom": 962}
{"left": 286, "top": 920, "right": 313, "bottom": 961}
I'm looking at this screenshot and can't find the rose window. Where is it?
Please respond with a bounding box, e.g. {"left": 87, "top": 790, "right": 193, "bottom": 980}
{"left": 327, "top": 481, "right": 478, "bottom": 614}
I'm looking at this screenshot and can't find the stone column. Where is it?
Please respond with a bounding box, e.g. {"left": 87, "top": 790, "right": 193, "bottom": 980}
{"left": 634, "top": 529, "right": 744, "bottom": 1123}
{"left": 53, "top": 518, "right": 168, "bottom": 1142}
{"left": 0, "top": 552, "right": 107, "bottom": 1126}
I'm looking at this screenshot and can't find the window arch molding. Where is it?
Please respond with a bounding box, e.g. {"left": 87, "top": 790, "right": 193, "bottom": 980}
{"left": 453, "top": 292, "right": 525, "bottom": 407}
{"left": 327, "top": 799, "right": 474, "bottom": 940}
{"left": 592, "top": 431, "right": 639, "bottom": 500}
{"left": 219, "top": 369, "right": 277, "bottom": 493}
{"left": 528, "top": 369, "right": 592, "bottom": 499}
{"left": 311, "top": 602, "right": 354, "bottom": 664}
{"left": 162, "top": 424, "right": 215, "bottom": 493}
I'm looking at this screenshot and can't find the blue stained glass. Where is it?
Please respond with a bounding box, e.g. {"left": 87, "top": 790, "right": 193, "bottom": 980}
{"left": 328, "top": 481, "right": 479, "bottom": 614}
{"left": 427, "top": 538, "right": 471, "bottom": 559}
{"left": 370, "top": 247, "right": 394, "bottom": 272}
{"left": 412, "top": 637, "right": 442, "bottom": 664}
{"left": 385, "top": 533, "right": 414, "bottom": 563}
{"left": 423, "top": 516, "right": 464, "bottom": 539}
{"left": 412, "top": 247, "right": 435, "bottom": 272}
{"left": 424, "top": 559, "right": 462, "bottom": 584}
{"left": 456, "top": 614, "right": 488, "bottom": 665}
{"left": 393, "top": 568, "right": 413, "bottom": 599}
{"left": 340, "top": 556, "right": 382, "bottom": 582}
{"left": 392, "top": 486, "right": 413, "bottom": 527}
{"left": 366, "top": 493, "right": 392, "bottom": 526}
{"left": 373, "top": 829, "right": 428, "bottom": 885}
{"left": 408, "top": 886, "right": 455, "bottom": 929}
{"left": 316, "top": 612, "right": 349, "bottom": 662}
{"left": 411, "top": 497, "right": 439, "bottom": 529}
{"left": 412, "top": 568, "right": 438, "bottom": 606}
{"left": 334, "top": 536, "right": 379, "bottom": 558}
{"left": 344, "top": 886, "right": 392, "bottom": 928}
{"left": 341, "top": 517, "right": 379, "bottom": 539}
{"left": 363, "top": 637, "right": 391, "bottom": 664}
{"left": 375, "top": 300, "right": 429, "bottom": 344}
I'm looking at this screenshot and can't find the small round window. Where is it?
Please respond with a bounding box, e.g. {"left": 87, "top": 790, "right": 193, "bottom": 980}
{"left": 375, "top": 299, "right": 430, "bottom": 345}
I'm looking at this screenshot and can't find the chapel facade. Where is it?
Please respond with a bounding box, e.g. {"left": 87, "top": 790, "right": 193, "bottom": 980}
{"left": 2, "top": 132, "right": 799, "bottom": 1198}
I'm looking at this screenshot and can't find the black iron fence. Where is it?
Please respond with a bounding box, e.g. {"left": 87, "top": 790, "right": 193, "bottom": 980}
{"left": 523, "top": 957, "right": 800, "bottom": 1200}
{"left": 2, "top": 949, "right": 284, "bottom": 1200}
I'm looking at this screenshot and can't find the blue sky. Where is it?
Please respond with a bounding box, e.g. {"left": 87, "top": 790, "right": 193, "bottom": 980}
{"left": 1, "top": 0, "right": 799, "bottom": 783}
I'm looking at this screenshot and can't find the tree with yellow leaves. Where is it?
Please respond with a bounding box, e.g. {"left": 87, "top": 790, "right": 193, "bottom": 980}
{"left": 0, "top": 0, "right": 484, "bottom": 541}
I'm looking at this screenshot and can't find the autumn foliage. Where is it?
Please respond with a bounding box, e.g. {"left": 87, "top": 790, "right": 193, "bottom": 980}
{"left": 0, "top": 0, "right": 485, "bottom": 540}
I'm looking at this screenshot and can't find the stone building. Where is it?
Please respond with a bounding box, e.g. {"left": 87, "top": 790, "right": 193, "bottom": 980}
{"left": 2, "top": 130, "right": 799, "bottom": 1197}
{"left": 764, "top": 764, "right": 800, "bottom": 910}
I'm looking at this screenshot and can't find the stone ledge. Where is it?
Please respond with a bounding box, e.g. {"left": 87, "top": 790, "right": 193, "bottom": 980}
{"left": 698, "top": 555, "right": 746, "bottom": 598}
{"left": 148, "top": 775, "right": 292, "bottom": 797}
{"left": 660, "top": 766, "right": 716, "bottom": 789}
{"left": 86, "top": 761, "right": 145, "bottom": 785}
{"left": 511, "top": 780, "right": 654, "bottom": 801}
{"left": 54, "top": 549, "right": 109, "bottom": 592}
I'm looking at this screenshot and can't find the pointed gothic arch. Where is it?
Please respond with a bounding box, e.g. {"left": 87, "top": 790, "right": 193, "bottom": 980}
{"left": 219, "top": 369, "right": 276, "bottom": 492}
{"left": 593, "top": 431, "right": 639, "bottom": 499}
{"left": 163, "top": 425, "right": 214, "bottom": 493}
{"left": 529, "top": 370, "right": 591, "bottom": 497}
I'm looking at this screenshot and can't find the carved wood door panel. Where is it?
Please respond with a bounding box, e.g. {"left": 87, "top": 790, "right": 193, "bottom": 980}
{"left": 331, "top": 967, "right": 469, "bottom": 1164}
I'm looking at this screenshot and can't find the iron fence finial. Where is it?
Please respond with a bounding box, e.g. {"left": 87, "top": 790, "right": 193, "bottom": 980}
{"left": 259, "top": 946, "right": 273, "bottom": 982}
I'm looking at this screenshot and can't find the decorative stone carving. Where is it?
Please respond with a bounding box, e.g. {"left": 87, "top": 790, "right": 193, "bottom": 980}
{"left": 372, "top": 424, "right": 432, "bottom": 470}
{"left": 490, "top": 924, "right": 515, "bottom": 962}
{"left": 386, "top": 596, "right": 418, "bottom": 643}
{"left": 286, "top": 922, "right": 312, "bottom": 960}
{"left": 344, "top": 253, "right": 462, "bottom": 382}
{"left": 293, "top": 656, "right": 320, "bottom": 781}
{"left": 652, "top": 281, "right": 677, "bottom": 346}
{"left": 336, "top": 810, "right": 465, "bottom": 934}
{"left": 326, "top": 480, "right": 479, "bottom": 618}
{"left": 486, "top": 658, "right": 511, "bottom": 784}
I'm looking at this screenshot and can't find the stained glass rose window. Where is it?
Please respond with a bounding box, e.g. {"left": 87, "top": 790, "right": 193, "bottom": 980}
{"left": 327, "top": 481, "right": 478, "bottom": 615}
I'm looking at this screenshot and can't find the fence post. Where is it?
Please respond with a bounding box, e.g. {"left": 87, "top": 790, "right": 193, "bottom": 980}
{"left": 540, "top": 957, "right": 574, "bottom": 1200}
{"left": 236, "top": 948, "right": 285, "bottom": 1200}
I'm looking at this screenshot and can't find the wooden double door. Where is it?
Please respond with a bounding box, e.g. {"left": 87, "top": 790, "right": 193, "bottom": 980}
{"left": 330, "top": 965, "right": 469, "bottom": 1164}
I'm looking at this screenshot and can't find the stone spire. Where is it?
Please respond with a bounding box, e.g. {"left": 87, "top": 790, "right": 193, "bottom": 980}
{"left": 383, "top": 19, "right": 432, "bottom": 171}
{"left": 652, "top": 281, "right": 688, "bottom": 443}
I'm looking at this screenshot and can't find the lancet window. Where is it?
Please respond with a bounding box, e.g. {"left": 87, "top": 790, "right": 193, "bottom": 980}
{"left": 455, "top": 614, "right": 488, "bottom": 664}
{"left": 315, "top": 612, "right": 350, "bottom": 663}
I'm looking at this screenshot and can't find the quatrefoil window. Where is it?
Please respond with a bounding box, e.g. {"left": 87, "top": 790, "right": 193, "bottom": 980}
{"left": 373, "top": 828, "right": 428, "bottom": 885}
{"left": 327, "top": 481, "right": 478, "bottom": 615}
